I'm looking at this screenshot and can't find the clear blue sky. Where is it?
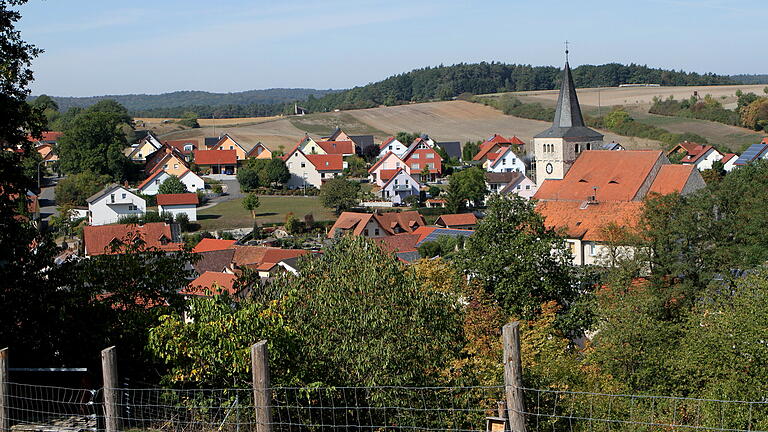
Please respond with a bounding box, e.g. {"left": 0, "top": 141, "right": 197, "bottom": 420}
{"left": 16, "top": 0, "right": 766, "bottom": 96}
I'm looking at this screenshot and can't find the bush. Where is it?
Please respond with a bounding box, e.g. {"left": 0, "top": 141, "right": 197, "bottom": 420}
{"left": 211, "top": 184, "right": 223, "bottom": 194}
{"left": 175, "top": 213, "right": 190, "bottom": 232}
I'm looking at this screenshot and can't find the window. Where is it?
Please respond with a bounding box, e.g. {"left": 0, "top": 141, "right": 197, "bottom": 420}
{"left": 516, "top": 185, "right": 521, "bottom": 190}
{"left": 137, "top": 153, "right": 142, "bottom": 158}
{"left": 321, "top": 173, "right": 325, "bottom": 178}
{"left": 364, "top": 229, "right": 369, "bottom": 236}
{"left": 426, "top": 153, "right": 434, "bottom": 158}
{"left": 575, "top": 143, "right": 581, "bottom": 153}
{"left": 389, "top": 145, "right": 393, "bottom": 150}
{"left": 405, "top": 180, "right": 409, "bottom": 185}
{"left": 427, "top": 163, "right": 434, "bottom": 169}
{"left": 110, "top": 194, "right": 115, "bottom": 203}
{"left": 229, "top": 145, "right": 234, "bottom": 150}
{"left": 588, "top": 243, "right": 596, "bottom": 256}
{"left": 164, "top": 164, "right": 169, "bottom": 169}
{"left": 174, "top": 164, "right": 179, "bottom": 169}
{"left": 374, "top": 228, "right": 380, "bottom": 236}
{"left": 155, "top": 179, "right": 160, "bottom": 185}
{"left": 525, "top": 185, "right": 531, "bottom": 190}
{"left": 128, "top": 205, "right": 137, "bottom": 211}
{"left": 394, "top": 179, "right": 398, "bottom": 184}
{"left": 502, "top": 158, "right": 506, "bottom": 164}
{"left": 121, "top": 193, "right": 126, "bottom": 199}
{"left": 301, "top": 162, "right": 306, "bottom": 168}
{"left": 586, "top": 143, "right": 592, "bottom": 150}
{"left": 184, "top": 145, "right": 193, "bottom": 151}
{"left": 412, "top": 154, "right": 419, "bottom": 159}
{"left": 411, "top": 163, "right": 419, "bottom": 169}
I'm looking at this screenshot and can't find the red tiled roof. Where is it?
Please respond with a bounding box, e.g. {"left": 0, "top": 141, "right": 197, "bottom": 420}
{"left": 509, "top": 136, "right": 525, "bottom": 145}
{"left": 537, "top": 201, "right": 644, "bottom": 242}
{"left": 28, "top": 131, "right": 63, "bottom": 142}
{"left": 306, "top": 154, "right": 343, "bottom": 171}
{"left": 669, "top": 141, "right": 720, "bottom": 164}
{"left": 182, "top": 271, "right": 238, "bottom": 296}
{"left": 327, "top": 212, "right": 375, "bottom": 238}
{"left": 435, "top": 213, "right": 478, "bottom": 227}
{"left": 648, "top": 164, "right": 695, "bottom": 195}
{"left": 83, "top": 223, "right": 182, "bottom": 256}
{"left": 379, "top": 169, "right": 399, "bottom": 182}
{"left": 317, "top": 140, "right": 355, "bottom": 155}
{"left": 163, "top": 139, "right": 198, "bottom": 154}
{"left": 193, "top": 238, "right": 237, "bottom": 253}
{"left": 231, "top": 246, "right": 310, "bottom": 269}
{"left": 379, "top": 137, "right": 397, "bottom": 149}
{"left": 136, "top": 169, "right": 166, "bottom": 191}
{"left": 377, "top": 234, "right": 420, "bottom": 253}
{"left": 157, "top": 193, "right": 199, "bottom": 206}
{"left": 194, "top": 149, "right": 237, "bottom": 165}
{"left": 721, "top": 153, "right": 737, "bottom": 164}
{"left": 373, "top": 210, "right": 426, "bottom": 235}
{"left": 473, "top": 142, "right": 501, "bottom": 161}
{"left": 534, "top": 150, "right": 663, "bottom": 202}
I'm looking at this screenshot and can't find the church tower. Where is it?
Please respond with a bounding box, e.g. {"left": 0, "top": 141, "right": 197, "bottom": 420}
{"left": 534, "top": 51, "right": 604, "bottom": 185}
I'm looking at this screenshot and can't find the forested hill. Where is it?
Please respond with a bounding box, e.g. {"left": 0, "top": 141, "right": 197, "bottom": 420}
{"left": 730, "top": 74, "right": 768, "bottom": 84}
{"left": 299, "top": 62, "right": 736, "bottom": 112}
{"left": 35, "top": 88, "right": 338, "bottom": 113}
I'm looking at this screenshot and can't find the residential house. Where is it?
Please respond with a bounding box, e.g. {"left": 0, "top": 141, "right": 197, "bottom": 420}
{"left": 194, "top": 149, "right": 238, "bottom": 174}
{"left": 498, "top": 174, "right": 538, "bottom": 200}
{"left": 210, "top": 133, "right": 248, "bottom": 161}
{"left": 144, "top": 146, "right": 189, "bottom": 176}
{"left": 327, "top": 211, "right": 426, "bottom": 238}
{"left": 534, "top": 150, "right": 706, "bottom": 266}
{"left": 380, "top": 168, "right": 421, "bottom": 205}
{"left": 667, "top": 141, "right": 723, "bottom": 171}
{"left": 473, "top": 134, "right": 525, "bottom": 164}
{"left": 377, "top": 137, "right": 409, "bottom": 159}
{"left": 368, "top": 152, "right": 408, "bottom": 186}
{"left": 157, "top": 193, "right": 199, "bottom": 221}
{"left": 425, "top": 198, "right": 446, "bottom": 208}
{"left": 182, "top": 271, "right": 238, "bottom": 297}
{"left": 246, "top": 142, "right": 272, "bottom": 159}
{"left": 733, "top": 139, "right": 768, "bottom": 167}
{"left": 325, "top": 127, "right": 374, "bottom": 153}
{"left": 136, "top": 168, "right": 204, "bottom": 195}
{"left": 486, "top": 172, "right": 518, "bottom": 194}
{"left": 283, "top": 147, "right": 343, "bottom": 189}
{"left": 317, "top": 140, "right": 356, "bottom": 157}
{"left": 162, "top": 139, "right": 199, "bottom": 162}
{"left": 194, "top": 249, "right": 236, "bottom": 274}
{"left": 435, "top": 141, "right": 462, "bottom": 161}
{"left": 231, "top": 246, "right": 311, "bottom": 278}
{"left": 30, "top": 132, "right": 63, "bottom": 166}
{"left": 721, "top": 153, "right": 738, "bottom": 172}
{"left": 87, "top": 185, "right": 146, "bottom": 226}
{"left": 403, "top": 138, "right": 442, "bottom": 181}
{"left": 83, "top": 222, "right": 182, "bottom": 256}
{"left": 128, "top": 132, "right": 163, "bottom": 162}
{"left": 375, "top": 226, "right": 474, "bottom": 262}
{"left": 435, "top": 213, "right": 478, "bottom": 229}
{"left": 484, "top": 146, "right": 526, "bottom": 173}
{"left": 193, "top": 238, "right": 237, "bottom": 253}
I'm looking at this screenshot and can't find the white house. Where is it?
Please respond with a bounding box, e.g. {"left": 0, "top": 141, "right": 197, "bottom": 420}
{"left": 667, "top": 142, "right": 723, "bottom": 171}
{"left": 721, "top": 153, "right": 738, "bottom": 172}
{"left": 499, "top": 174, "right": 538, "bottom": 200}
{"left": 283, "top": 147, "right": 344, "bottom": 189}
{"left": 380, "top": 168, "right": 421, "bottom": 205}
{"left": 87, "top": 185, "right": 146, "bottom": 226}
{"left": 137, "top": 169, "right": 205, "bottom": 195}
{"left": 157, "top": 193, "right": 199, "bottom": 221}
{"left": 368, "top": 152, "right": 409, "bottom": 186}
{"left": 127, "top": 132, "right": 163, "bottom": 162}
{"left": 484, "top": 146, "right": 526, "bottom": 173}
{"left": 377, "top": 137, "right": 408, "bottom": 159}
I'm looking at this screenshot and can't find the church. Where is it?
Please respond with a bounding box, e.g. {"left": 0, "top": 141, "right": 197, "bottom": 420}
{"left": 531, "top": 53, "right": 706, "bottom": 266}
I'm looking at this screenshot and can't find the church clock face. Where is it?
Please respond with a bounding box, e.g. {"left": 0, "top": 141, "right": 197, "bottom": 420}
{"left": 545, "top": 163, "right": 553, "bottom": 174}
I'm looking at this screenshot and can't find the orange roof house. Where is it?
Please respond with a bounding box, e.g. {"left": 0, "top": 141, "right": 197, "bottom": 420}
{"left": 182, "top": 271, "right": 238, "bottom": 297}
{"left": 316, "top": 140, "right": 355, "bottom": 156}
{"left": 246, "top": 142, "right": 272, "bottom": 159}
{"left": 194, "top": 149, "right": 237, "bottom": 165}
{"left": 193, "top": 238, "right": 237, "bottom": 253}
{"left": 327, "top": 211, "right": 426, "bottom": 238}
{"left": 667, "top": 141, "right": 723, "bottom": 170}
{"left": 435, "top": 213, "right": 478, "bottom": 229}
{"left": 144, "top": 146, "right": 189, "bottom": 176}
{"left": 209, "top": 133, "right": 249, "bottom": 161}
{"left": 156, "top": 193, "right": 199, "bottom": 206}
{"left": 648, "top": 165, "right": 702, "bottom": 195}
{"left": 83, "top": 223, "right": 183, "bottom": 256}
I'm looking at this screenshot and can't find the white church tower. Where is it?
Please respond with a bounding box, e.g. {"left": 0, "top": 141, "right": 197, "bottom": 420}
{"left": 534, "top": 51, "right": 604, "bottom": 185}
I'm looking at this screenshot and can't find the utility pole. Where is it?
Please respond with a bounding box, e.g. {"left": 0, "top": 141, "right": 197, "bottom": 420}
{"left": 503, "top": 323, "right": 526, "bottom": 432}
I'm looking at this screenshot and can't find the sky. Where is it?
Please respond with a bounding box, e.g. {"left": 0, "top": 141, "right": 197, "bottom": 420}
{"left": 16, "top": 0, "right": 767, "bottom": 97}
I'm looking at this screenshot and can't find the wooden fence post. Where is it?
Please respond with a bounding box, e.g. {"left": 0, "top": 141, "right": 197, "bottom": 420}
{"left": 251, "top": 341, "right": 272, "bottom": 432}
{"left": 503, "top": 322, "right": 526, "bottom": 432}
{"left": 0, "top": 348, "right": 8, "bottom": 432}
{"left": 101, "top": 347, "right": 118, "bottom": 432}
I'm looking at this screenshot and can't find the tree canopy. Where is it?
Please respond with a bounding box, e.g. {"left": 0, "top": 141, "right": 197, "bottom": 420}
{"left": 319, "top": 177, "right": 360, "bottom": 214}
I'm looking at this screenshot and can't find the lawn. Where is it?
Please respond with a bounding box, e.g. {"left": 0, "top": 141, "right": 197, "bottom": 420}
{"left": 196, "top": 195, "right": 336, "bottom": 231}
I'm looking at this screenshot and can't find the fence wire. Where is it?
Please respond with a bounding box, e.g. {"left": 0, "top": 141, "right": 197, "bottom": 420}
{"left": 4, "top": 383, "right": 768, "bottom": 432}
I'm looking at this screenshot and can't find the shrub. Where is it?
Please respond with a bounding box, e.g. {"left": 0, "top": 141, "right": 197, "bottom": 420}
{"left": 175, "top": 213, "right": 190, "bottom": 232}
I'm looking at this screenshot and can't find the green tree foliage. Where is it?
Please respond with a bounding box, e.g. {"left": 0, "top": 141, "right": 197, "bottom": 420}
{"left": 344, "top": 155, "right": 368, "bottom": 177}
{"left": 30, "top": 94, "right": 58, "bottom": 111}
{"left": 319, "top": 177, "right": 360, "bottom": 214}
{"left": 242, "top": 193, "right": 261, "bottom": 219}
{"left": 456, "top": 195, "right": 577, "bottom": 323}
{"left": 418, "top": 235, "right": 465, "bottom": 258}
{"left": 157, "top": 175, "right": 187, "bottom": 194}
{"left": 284, "top": 213, "right": 301, "bottom": 234}
{"left": 650, "top": 95, "right": 740, "bottom": 126}
{"left": 448, "top": 167, "right": 487, "bottom": 208}
{"left": 462, "top": 141, "right": 481, "bottom": 161}
{"left": 396, "top": 131, "right": 421, "bottom": 145}
{"left": 57, "top": 110, "right": 132, "bottom": 180}
{"left": 238, "top": 158, "right": 290, "bottom": 190}
{"left": 269, "top": 236, "right": 463, "bottom": 387}
{"left": 54, "top": 171, "right": 112, "bottom": 206}
{"left": 740, "top": 97, "right": 768, "bottom": 130}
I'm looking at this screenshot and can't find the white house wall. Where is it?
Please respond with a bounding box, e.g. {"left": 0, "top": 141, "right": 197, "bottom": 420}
{"left": 158, "top": 204, "right": 197, "bottom": 221}
{"left": 89, "top": 188, "right": 146, "bottom": 226}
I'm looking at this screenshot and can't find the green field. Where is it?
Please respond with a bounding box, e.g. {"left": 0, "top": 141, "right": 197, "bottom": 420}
{"left": 196, "top": 196, "right": 336, "bottom": 231}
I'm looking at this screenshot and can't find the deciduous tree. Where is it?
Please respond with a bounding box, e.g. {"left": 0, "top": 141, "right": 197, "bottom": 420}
{"left": 319, "top": 177, "right": 360, "bottom": 214}
{"left": 158, "top": 175, "right": 187, "bottom": 194}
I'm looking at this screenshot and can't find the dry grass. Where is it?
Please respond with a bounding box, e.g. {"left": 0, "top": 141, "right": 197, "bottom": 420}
{"left": 136, "top": 116, "right": 283, "bottom": 127}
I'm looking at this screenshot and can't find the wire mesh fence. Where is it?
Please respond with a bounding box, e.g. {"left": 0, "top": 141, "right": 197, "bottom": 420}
{"left": 4, "top": 383, "right": 768, "bottom": 432}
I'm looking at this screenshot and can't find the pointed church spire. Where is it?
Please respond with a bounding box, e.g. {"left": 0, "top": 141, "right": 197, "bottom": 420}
{"left": 533, "top": 51, "right": 603, "bottom": 140}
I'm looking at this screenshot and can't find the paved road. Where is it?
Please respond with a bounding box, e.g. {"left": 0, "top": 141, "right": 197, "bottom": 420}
{"left": 199, "top": 179, "right": 242, "bottom": 210}
{"left": 38, "top": 175, "right": 60, "bottom": 221}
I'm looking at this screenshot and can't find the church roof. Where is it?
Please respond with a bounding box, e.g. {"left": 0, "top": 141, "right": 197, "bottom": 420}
{"left": 534, "top": 61, "right": 603, "bottom": 140}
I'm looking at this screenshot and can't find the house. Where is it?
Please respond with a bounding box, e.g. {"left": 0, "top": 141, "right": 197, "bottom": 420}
{"left": 667, "top": 141, "right": 723, "bottom": 171}
{"left": 231, "top": 246, "right": 311, "bottom": 278}
{"left": 317, "top": 140, "right": 356, "bottom": 156}
{"left": 203, "top": 137, "right": 220, "bottom": 149}
{"left": 144, "top": 146, "right": 189, "bottom": 176}
{"left": 157, "top": 193, "right": 199, "bottom": 221}
{"left": 435, "top": 141, "right": 462, "bottom": 161}
{"left": 136, "top": 169, "right": 204, "bottom": 195}
{"left": 83, "top": 222, "right": 182, "bottom": 256}
{"left": 378, "top": 137, "right": 409, "bottom": 159}
{"left": 210, "top": 133, "right": 249, "bottom": 161}
{"left": 30, "top": 132, "right": 63, "bottom": 166}
{"left": 435, "top": 213, "right": 478, "bottom": 229}
{"left": 87, "top": 185, "right": 146, "bottom": 226}
{"left": 369, "top": 152, "right": 408, "bottom": 186}
{"left": 403, "top": 138, "right": 442, "bottom": 182}
{"left": 473, "top": 135, "right": 525, "bottom": 164}
{"left": 425, "top": 198, "right": 446, "bottom": 208}
{"left": 486, "top": 171, "right": 537, "bottom": 200}
{"left": 324, "top": 127, "right": 352, "bottom": 142}
{"left": 193, "top": 238, "right": 237, "bottom": 253}
{"left": 721, "top": 153, "right": 738, "bottom": 172}
{"left": 246, "top": 142, "right": 272, "bottom": 159}
{"left": 162, "top": 139, "right": 199, "bottom": 162}
{"left": 324, "top": 128, "right": 374, "bottom": 154}
{"left": 484, "top": 146, "right": 526, "bottom": 173}
{"left": 733, "top": 139, "right": 768, "bottom": 167}
{"left": 534, "top": 150, "right": 705, "bottom": 266}
{"left": 327, "top": 211, "right": 426, "bottom": 238}
{"left": 601, "top": 141, "right": 625, "bottom": 151}
{"left": 282, "top": 147, "right": 344, "bottom": 189}
{"left": 294, "top": 135, "right": 322, "bottom": 154}
{"left": 380, "top": 168, "right": 421, "bottom": 205}
{"left": 182, "top": 271, "right": 239, "bottom": 297}
{"left": 194, "top": 249, "right": 236, "bottom": 274}
{"left": 128, "top": 132, "right": 164, "bottom": 162}
{"left": 194, "top": 149, "right": 238, "bottom": 174}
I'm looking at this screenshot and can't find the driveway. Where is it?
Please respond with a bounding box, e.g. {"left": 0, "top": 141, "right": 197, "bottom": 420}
{"left": 199, "top": 178, "right": 243, "bottom": 210}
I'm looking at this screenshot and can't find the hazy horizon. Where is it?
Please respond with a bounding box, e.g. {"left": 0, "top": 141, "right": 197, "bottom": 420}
{"left": 17, "top": 0, "right": 767, "bottom": 97}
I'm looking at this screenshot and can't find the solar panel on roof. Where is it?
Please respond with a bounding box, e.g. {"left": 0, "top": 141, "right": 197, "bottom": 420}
{"left": 734, "top": 144, "right": 767, "bottom": 165}
{"left": 417, "top": 228, "right": 474, "bottom": 246}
